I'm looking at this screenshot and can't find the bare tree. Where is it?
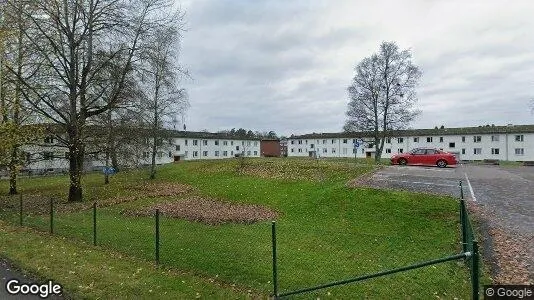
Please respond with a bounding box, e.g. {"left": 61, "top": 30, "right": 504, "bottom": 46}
{"left": 344, "top": 41, "right": 422, "bottom": 163}
{"left": 134, "top": 20, "right": 189, "bottom": 180}
{"left": 0, "top": 0, "right": 43, "bottom": 194}
{"left": 6, "top": 0, "right": 180, "bottom": 201}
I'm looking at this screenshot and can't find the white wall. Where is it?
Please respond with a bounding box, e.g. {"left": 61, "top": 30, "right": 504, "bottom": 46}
{"left": 22, "top": 136, "right": 261, "bottom": 172}
{"left": 287, "top": 132, "right": 534, "bottom": 161}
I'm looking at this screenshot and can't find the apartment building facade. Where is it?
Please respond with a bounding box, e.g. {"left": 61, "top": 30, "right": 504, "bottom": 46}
{"left": 22, "top": 130, "right": 261, "bottom": 173}
{"left": 287, "top": 124, "right": 534, "bottom": 161}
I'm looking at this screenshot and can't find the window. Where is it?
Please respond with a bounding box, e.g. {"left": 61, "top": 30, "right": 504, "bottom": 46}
{"left": 193, "top": 140, "right": 198, "bottom": 146}
{"left": 231, "top": 151, "right": 234, "bottom": 155}
{"left": 203, "top": 151, "right": 208, "bottom": 157}
{"left": 397, "top": 138, "right": 404, "bottom": 143}
{"left": 323, "top": 148, "right": 327, "bottom": 153}
{"left": 203, "top": 140, "right": 208, "bottom": 146}
{"left": 439, "top": 137, "right": 443, "bottom": 143}
{"left": 185, "top": 140, "right": 188, "bottom": 146}
{"left": 331, "top": 139, "right": 335, "bottom": 144}
{"left": 462, "top": 148, "right": 466, "bottom": 155}
{"left": 449, "top": 142, "right": 455, "bottom": 148}
{"left": 473, "top": 148, "right": 482, "bottom": 155}
{"left": 323, "top": 139, "right": 327, "bottom": 144}
{"left": 242, "top": 141, "right": 245, "bottom": 146}
{"left": 461, "top": 136, "right": 466, "bottom": 143}
{"left": 247, "top": 150, "right": 251, "bottom": 156}
{"left": 515, "top": 135, "right": 524, "bottom": 142}
{"left": 223, "top": 151, "right": 228, "bottom": 156}
{"left": 491, "top": 135, "right": 499, "bottom": 142}
{"left": 473, "top": 136, "right": 481, "bottom": 143}
{"left": 247, "top": 141, "right": 251, "bottom": 146}
{"left": 168, "top": 151, "right": 172, "bottom": 158}
{"left": 44, "top": 136, "right": 54, "bottom": 144}
{"left": 386, "top": 138, "right": 391, "bottom": 144}
{"left": 515, "top": 148, "right": 525, "bottom": 155}
{"left": 43, "top": 152, "right": 54, "bottom": 160}
{"left": 185, "top": 151, "right": 188, "bottom": 157}
{"left": 298, "top": 148, "right": 302, "bottom": 153}
{"left": 398, "top": 148, "right": 404, "bottom": 153}
{"left": 426, "top": 137, "right": 433, "bottom": 143}
{"left": 236, "top": 146, "right": 240, "bottom": 151}
{"left": 176, "top": 145, "right": 180, "bottom": 151}
{"left": 291, "top": 140, "right": 294, "bottom": 144}
{"left": 142, "top": 152, "right": 148, "bottom": 159}
{"left": 332, "top": 148, "right": 336, "bottom": 153}
{"left": 215, "top": 151, "right": 219, "bottom": 157}
{"left": 361, "top": 149, "right": 364, "bottom": 154}
{"left": 157, "top": 152, "right": 163, "bottom": 158}
{"left": 254, "top": 151, "right": 257, "bottom": 155}
{"left": 491, "top": 148, "right": 500, "bottom": 155}
{"left": 310, "top": 144, "right": 315, "bottom": 149}
{"left": 385, "top": 148, "right": 391, "bottom": 153}
{"left": 343, "top": 139, "right": 348, "bottom": 144}
{"left": 193, "top": 151, "right": 198, "bottom": 157}
{"left": 413, "top": 137, "right": 419, "bottom": 142}
{"left": 254, "top": 141, "right": 258, "bottom": 146}
{"left": 291, "top": 149, "right": 294, "bottom": 153}
{"left": 215, "top": 140, "right": 219, "bottom": 146}
{"left": 223, "top": 141, "right": 228, "bottom": 146}
{"left": 231, "top": 141, "right": 234, "bottom": 146}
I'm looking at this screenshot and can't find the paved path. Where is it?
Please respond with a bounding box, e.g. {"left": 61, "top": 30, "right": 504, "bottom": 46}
{"left": 0, "top": 258, "right": 63, "bottom": 300}
{"left": 364, "top": 164, "right": 534, "bottom": 282}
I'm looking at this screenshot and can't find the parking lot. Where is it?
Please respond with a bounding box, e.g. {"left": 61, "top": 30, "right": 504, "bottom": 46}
{"left": 365, "top": 163, "right": 534, "bottom": 283}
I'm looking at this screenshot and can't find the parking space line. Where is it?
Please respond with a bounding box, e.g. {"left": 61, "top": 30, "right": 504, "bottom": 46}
{"left": 464, "top": 173, "right": 477, "bottom": 202}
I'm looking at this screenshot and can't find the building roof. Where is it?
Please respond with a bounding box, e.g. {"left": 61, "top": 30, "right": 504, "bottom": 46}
{"left": 290, "top": 124, "right": 534, "bottom": 139}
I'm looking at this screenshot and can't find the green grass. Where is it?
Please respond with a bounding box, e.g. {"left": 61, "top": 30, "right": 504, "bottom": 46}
{"left": 0, "top": 158, "right": 476, "bottom": 299}
{"left": 0, "top": 221, "right": 250, "bottom": 299}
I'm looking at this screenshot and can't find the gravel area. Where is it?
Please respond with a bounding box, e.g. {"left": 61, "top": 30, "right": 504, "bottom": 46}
{"left": 352, "top": 163, "right": 534, "bottom": 284}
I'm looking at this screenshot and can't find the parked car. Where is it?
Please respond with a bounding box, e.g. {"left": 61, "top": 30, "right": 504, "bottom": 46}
{"left": 390, "top": 148, "right": 457, "bottom": 168}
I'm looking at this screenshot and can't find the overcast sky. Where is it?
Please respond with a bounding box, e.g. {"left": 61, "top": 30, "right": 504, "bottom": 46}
{"left": 177, "top": 0, "right": 534, "bottom": 136}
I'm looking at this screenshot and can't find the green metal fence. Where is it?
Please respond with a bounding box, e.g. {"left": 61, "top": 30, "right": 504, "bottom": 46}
{"left": 3, "top": 179, "right": 481, "bottom": 299}
{"left": 271, "top": 180, "right": 481, "bottom": 299}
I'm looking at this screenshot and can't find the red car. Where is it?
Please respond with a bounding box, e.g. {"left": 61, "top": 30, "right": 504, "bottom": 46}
{"left": 390, "top": 148, "right": 457, "bottom": 168}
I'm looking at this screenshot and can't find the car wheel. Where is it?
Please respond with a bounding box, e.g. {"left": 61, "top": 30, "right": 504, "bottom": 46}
{"left": 398, "top": 158, "right": 407, "bottom": 166}
{"left": 437, "top": 160, "right": 447, "bottom": 168}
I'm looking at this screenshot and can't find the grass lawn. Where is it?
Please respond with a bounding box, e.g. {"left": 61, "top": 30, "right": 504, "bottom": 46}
{"left": 0, "top": 157, "right": 475, "bottom": 299}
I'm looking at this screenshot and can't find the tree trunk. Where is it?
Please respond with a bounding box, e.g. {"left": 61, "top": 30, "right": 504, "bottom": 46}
{"left": 8, "top": 146, "right": 18, "bottom": 195}
{"left": 68, "top": 136, "right": 84, "bottom": 202}
{"left": 111, "top": 145, "right": 119, "bottom": 171}
{"left": 104, "top": 147, "right": 110, "bottom": 185}
{"left": 150, "top": 140, "right": 157, "bottom": 179}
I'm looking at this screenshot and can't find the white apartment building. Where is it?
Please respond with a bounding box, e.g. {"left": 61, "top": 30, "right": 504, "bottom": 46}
{"left": 22, "top": 130, "right": 261, "bottom": 173}
{"left": 287, "top": 124, "right": 534, "bottom": 161}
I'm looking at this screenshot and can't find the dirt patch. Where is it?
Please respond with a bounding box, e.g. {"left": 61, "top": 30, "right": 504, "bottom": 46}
{"left": 468, "top": 202, "right": 533, "bottom": 284}
{"left": 126, "top": 197, "right": 279, "bottom": 225}
{"left": 0, "top": 182, "right": 195, "bottom": 215}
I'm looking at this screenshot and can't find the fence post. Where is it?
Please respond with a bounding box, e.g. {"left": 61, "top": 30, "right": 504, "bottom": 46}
{"left": 460, "top": 199, "right": 467, "bottom": 254}
{"left": 459, "top": 180, "right": 464, "bottom": 200}
{"left": 19, "top": 193, "right": 23, "bottom": 226}
{"left": 155, "top": 209, "right": 160, "bottom": 265}
{"left": 93, "top": 202, "right": 97, "bottom": 246}
{"left": 49, "top": 198, "right": 54, "bottom": 234}
{"left": 271, "top": 221, "right": 278, "bottom": 299}
{"left": 471, "top": 240, "right": 480, "bottom": 299}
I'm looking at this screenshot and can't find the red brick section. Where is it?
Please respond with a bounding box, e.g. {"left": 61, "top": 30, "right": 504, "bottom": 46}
{"left": 260, "top": 139, "right": 281, "bottom": 157}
